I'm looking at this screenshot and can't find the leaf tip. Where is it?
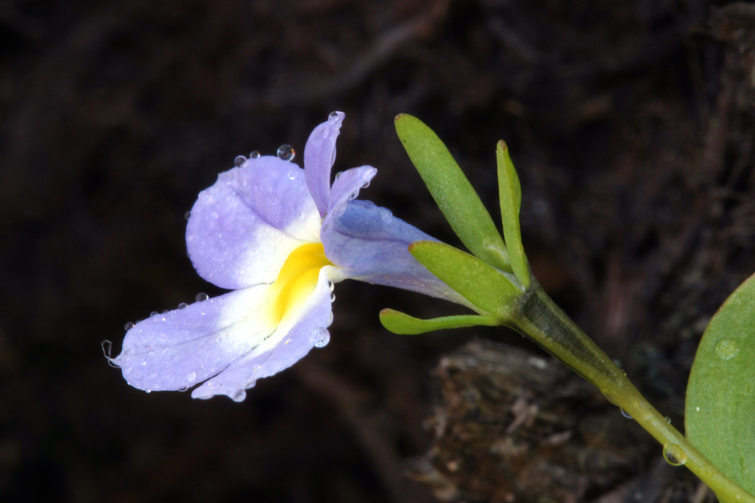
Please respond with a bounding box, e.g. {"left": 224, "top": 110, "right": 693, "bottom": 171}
{"left": 394, "top": 113, "right": 414, "bottom": 124}
{"left": 408, "top": 240, "right": 426, "bottom": 253}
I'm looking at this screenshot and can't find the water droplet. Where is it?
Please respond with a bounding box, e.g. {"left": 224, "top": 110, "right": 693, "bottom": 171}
{"left": 327, "top": 312, "right": 334, "bottom": 326}
{"left": 662, "top": 444, "right": 687, "bottom": 466}
{"left": 378, "top": 207, "right": 392, "bottom": 222}
{"left": 328, "top": 281, "right": 334, "bottom": 292}
{"left": 328, "top": 111, "right": 340, "bottom": 121}
{"left": 335, "top": 171, "right": 342, "bottom": 180}
{"left": 715, "top": 339, "right": 740, "bottom": 360}
{"left": 195, "top": 292, "right": 209, "bottom": 302}
{"left": 287, "top": 171, "right": 296, "bottom": 180}
{"left": 187, "top": 371, "right": 197, "bottom": 383}
{"left": 124, "top": 322, "right": 134, "bottom": 331}
{"left": 150, "top": 311, "right": 158, "bottom": 317}
{"left": 362, "top": 181, "right": 370, "bottom": 188}
{"left": 665, "top": 416, "right": 672, "bottom": 423}
{"left": 321, "top": 129, "right": 329, "bottom": 138}
{"left": 249, "top": 150, "right": 260, "bottom": 159}
{"left": 184, "top": 211, "right": 191, "bottom": 220}
{"left": 277, "top": 144, "right": 295, "bottom": 161}
{"left": 234, "top": 155, "right": 246, "bottom": 167}
{"left": 620, "top": 408, "right": 632, "bottom": 419}
{"left": 178, "top": 303, "right": 188, "bottom": 309}
{"left": 330, "top": 293, "right": 336, "bottom": 302}
{"left": 310, "top": 327, "right": 330, "bottom": 348}
{"left": 348, "top": 191, "right": 357, "bottom": 201}
{"left": 231, "top": 390, "right": 246, "bottom": 402}
{"left": 146, "top": 389, "right": 152, "bottom": 394}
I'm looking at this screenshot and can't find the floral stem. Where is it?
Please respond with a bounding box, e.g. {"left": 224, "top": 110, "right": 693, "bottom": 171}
{"left": 507, "top": 281, "right": 755, "bottom": 503}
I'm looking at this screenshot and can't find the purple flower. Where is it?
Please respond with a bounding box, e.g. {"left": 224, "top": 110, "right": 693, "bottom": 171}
{"left": 112, "top": 112, "right": 467, "bottom": 401}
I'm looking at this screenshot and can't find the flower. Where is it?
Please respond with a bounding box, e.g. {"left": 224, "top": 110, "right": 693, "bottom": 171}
{"left": 112, "top": 112, "right": 468, "bottom": 401}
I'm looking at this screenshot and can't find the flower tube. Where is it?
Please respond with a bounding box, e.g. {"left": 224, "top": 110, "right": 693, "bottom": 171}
{"left": 112, "top": 112, "right": 468, "bottom": 401}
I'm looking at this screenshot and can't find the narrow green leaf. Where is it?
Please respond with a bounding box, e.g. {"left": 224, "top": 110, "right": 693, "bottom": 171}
{"left": 395, "top": 114, "right": 510, "bottom": 272}
{"left": 379, "top": 309, "right": 501, "bottom": 335}
{"left": 496, "top": 141, "right": 529, "bottom": 288}
{"left": 408, "top": 240, "right": 522, "bottom": 319}
{"left": 686, "top": 273, "right": 755, "bottom": 496}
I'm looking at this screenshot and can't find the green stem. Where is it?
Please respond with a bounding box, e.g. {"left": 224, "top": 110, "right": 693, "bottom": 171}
{"left": 508, "top": 282, "right": 755, "bottom": 503}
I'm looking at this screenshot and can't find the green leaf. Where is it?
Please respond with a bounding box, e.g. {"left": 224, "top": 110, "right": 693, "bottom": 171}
{"left": 496, "top": 140, "right": 529, "bottom": 288}
{"left": 408, "top": 240, "right": 522, "bottom": 319}
{"left": 394, "top": 114, "right": 510, "bottom": 272}
{"left": 686, "top": 272, "right": 755, "bottom": 496}
{"left": 379, "top": 309, "right": 501, "bottom": 335}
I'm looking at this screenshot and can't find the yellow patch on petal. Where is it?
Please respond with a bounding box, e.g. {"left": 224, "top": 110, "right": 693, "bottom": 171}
{"left": 269, "top": 243, "right": 333, "bottom": 324}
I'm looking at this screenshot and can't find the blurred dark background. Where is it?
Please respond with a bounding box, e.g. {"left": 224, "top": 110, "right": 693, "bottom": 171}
{"left": 1, "top": 0, "right": 754, "bottom": 502}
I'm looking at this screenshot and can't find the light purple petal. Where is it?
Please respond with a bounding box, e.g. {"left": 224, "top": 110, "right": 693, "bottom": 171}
{"left": 186, "top": 156, "right": 321, "bottom": 289}
{"left": 113, "top": 286, "right": 276, "bottom": 393}
{"left": 328, "top": 166, "right": 377, "bottom": 216}
{"left": 304, "top": 111, "right": 344, "bottom": 217}
{"left": 114, "top": 266, "right": 336, "bottom": 401}
{"left": 322, "top": 200, "right": 472, "bottom": 307}
{"left": 191, "top": 268, "right": 335, "bottom": 401}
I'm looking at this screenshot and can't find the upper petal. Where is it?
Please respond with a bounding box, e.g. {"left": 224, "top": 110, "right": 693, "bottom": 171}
{"left": 322, "top": 200, "right": 472, "bottom": 307}
{"left": 328, "top": 165, "right": 377, "bottom": 216}
{"left": 186, "top": 156, "right": 321, "bottom": 289}
{"left": 304, "top": 111, "right": 344, "bottom": 217}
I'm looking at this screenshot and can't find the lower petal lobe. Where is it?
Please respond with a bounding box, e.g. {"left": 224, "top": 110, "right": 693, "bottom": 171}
{"left": 115, "top": 244, "right": 336, "bottom": 401}
{"left": 191, "top": 268, "right": 335, "bottom": 401}
{"left": 114, "top": 286, "right": 277, "bottom": 393}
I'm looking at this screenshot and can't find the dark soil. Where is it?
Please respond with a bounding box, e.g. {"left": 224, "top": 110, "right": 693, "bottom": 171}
{"left": 1, "top": 1, "right": 754, "bottom": 502}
